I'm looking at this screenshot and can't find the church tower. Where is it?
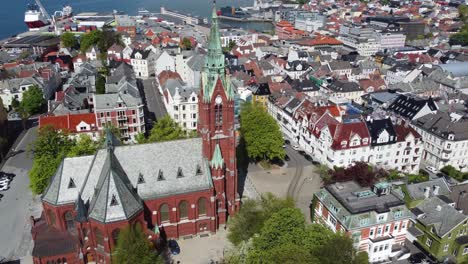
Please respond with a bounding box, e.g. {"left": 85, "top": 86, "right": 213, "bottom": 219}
{"left": 198, "top": 2, "right": 239, "bottom": 225}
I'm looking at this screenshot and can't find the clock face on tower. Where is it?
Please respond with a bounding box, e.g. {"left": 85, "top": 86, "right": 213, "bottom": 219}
{"left": 215, "top": 95, "right": 223, "bottom": 105}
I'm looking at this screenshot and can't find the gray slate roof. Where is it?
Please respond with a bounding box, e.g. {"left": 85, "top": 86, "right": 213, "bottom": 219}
{"left": 88, "top": 149, "right": 143, "bottom": 223}
{"left": 414, "top": 196, "right": 467, "bottom": 237}
{"left": 413, "top": 111, "right": 468, "bottom": 141}
{"left": 42, "top": 138, "right": 213, "bottom": 210}
{"left": 406, "top": 178, "right": 451, "bottom": 201}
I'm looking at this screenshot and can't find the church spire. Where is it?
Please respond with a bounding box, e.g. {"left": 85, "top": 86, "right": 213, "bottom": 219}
{"left": 202, "top": 0, "right": 234, "bottom": 102}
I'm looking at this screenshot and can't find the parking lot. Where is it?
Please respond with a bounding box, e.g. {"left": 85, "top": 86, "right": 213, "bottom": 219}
{"left": 0, "top": 127, "right": 41, "bottom": 261}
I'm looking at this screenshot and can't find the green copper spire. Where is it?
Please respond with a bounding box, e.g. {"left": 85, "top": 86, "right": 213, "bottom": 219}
{"left": 210, "top": 143, "right": 224, "bottom": 169}
{"left": 202, "top": 2, "right": 234, "bottom": 102}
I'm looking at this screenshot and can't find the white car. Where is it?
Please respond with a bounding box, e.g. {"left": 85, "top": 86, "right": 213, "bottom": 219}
{"left": 292, "top": 144, "right": 300, "bottom": 151}
{"left": 0, "top": 179, "right": 9, "bottom": 185}
{"left": 0, "top": 184, "right": 8, "bottom": 191}
{"left": 426, "top": 166, "right": 438, "bottom": 174}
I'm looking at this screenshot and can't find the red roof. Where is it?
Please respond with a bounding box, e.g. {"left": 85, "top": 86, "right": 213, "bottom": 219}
{"left": 39, "top": 113, "right": 97, "bottom": 133}
{"left": 394, "top": 122, "right": 421, "bottom": 142}
{"left": 330, "top": 121, "right": 370, "bottom": 150}
{"left": 158, "top": 70, "right": 182, "bottom": 86}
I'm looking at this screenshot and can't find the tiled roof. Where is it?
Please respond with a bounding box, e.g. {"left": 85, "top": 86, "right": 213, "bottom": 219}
{"left": 330, "top": 121, "right": 370, "bottom": 150}
{"left": 414, "top": 196, "right": 467, "bottom": 237}
{"left": 39, "top": 113, "right": 98, "bottom": 133}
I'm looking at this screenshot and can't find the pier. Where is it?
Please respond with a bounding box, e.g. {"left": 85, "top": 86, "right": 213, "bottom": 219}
{"left": 160, "top": 7, "right": 207, "bottom": 25}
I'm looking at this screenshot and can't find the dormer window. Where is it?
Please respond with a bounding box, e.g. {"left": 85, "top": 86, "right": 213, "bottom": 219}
{"left": 177, "top": 167, "right": 184, "bottom": 178}
{"left": 68, "top": 178, "right": 76, "bottom": 189}
{"left": 196, "top": 165, "right": 202, "bottom": 175}
{"left": 157, "top": 170, "right": 165, "bottom": 181}
{"left": 110, "top": 194, "right": 119, "bottom": 206}
{"left": 137, "top": 173, "right": 145, "bottom": 184}
{"left": 341, "top": 140, "right": 347, "bottom": 146}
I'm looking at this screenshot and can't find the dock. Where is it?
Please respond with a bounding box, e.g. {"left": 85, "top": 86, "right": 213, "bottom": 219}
{"left": 218, "top": 15, "right": 272, "bottom": 22}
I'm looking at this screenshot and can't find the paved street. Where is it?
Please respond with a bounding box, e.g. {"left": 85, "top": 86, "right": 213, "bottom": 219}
{"left": 0, "top": 127, "right": 40, "bottom": 261}
{"left": 247, "top": 145, "right": 322, "bottom": 222}
{"left": 140, "top": 78, "right": 167, "bottom": 124}
{"left": 171, "top": 229, "right": 231, "bottom": 264}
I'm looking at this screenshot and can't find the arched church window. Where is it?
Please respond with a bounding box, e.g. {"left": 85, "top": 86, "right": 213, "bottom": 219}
{"left": 112, "top": 228, "right": 120, "bottom": 246}
{"left": 179, "top": 201, "right": 188, "bottom": 219}
{"left": 64, "top": 211, "right": 75, "bottom": 232}
{"left": 160, "top": 204, "right": 169, "bottom": 222}
{"left": 47, "top": 210, "right": 56, "bottom": 227}
{"left": 198, "top": 197, "right": 207, "bottom": 216}
{"left": 95, "top": 228, "right": 104, "bottom": 248}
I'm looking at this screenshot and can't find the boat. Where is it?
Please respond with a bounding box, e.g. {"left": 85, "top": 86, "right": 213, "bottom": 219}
{"left": 62, "top": 5, "right": 73, "bottom": 18}
{"left": 24, "top": 0, "right": 51, "bottom": 30}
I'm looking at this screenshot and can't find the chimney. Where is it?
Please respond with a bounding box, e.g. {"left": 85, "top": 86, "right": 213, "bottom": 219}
{"left": 433, "top": 185, "right": 440, "bottom": 196}
{"left": 424, "top": 186, "right": 430, "bottom": 199}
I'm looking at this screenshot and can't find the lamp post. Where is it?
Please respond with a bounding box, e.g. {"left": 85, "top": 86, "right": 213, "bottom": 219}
{"left": 457, "top": 190, "right": 467, "bottom": 210}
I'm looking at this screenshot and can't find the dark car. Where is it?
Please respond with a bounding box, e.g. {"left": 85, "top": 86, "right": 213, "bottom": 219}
{"left": 408, "top": 253, "right": 427, "bottom": 264}
{"left": 168, "top": 239, "right": 180, "bottom": 255}
{"left": 298, "top": 150, "right": 306, "bottom": 156}
{"left": 284, "top": 139, "right": 291, "bottom": 145}
{"left": 284, "top": 155, "right": 290, "bottom": 161}
{"left": 0, "top": 193, "right": 3, "bottom": 200}
{"left": 304, "top": 154, "right": 313, "bottom": 162}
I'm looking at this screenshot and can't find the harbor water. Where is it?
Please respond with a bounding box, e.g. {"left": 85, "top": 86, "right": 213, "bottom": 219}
{"left": 0, "top": 0, "right": 273, "bottom": 39}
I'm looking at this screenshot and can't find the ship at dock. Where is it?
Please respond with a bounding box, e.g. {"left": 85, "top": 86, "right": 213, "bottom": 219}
{"left": 24, "top": 0, "right": 51, "bottom": 30}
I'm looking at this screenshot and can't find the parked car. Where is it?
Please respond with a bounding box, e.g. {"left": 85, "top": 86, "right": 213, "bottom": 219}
{"left": 284, "top": 139, "right": 291, "bottom": 145}
{"left": 0, "top": 193, "right": 3, "bottom": 200}
{"left": 168, "top": 239, "right": 180, "bottom": 255}
{"left": 304, "top": 154, "right": 313, "bottom": 162}
{"left": 425, "top": 166, "right": 438, "bottom": 174}
{"left": 0, "top": 179, "right": 10, "bottom": 185}
{"left": 298, "top": 150, "right": 306, "bottom": 156}
{"left": 292, "top": 144, "right": 300, "bottom": 150}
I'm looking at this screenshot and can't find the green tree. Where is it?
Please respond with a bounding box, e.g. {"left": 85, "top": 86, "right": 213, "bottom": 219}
{"left": 354, "top": 252, "right": 370, "bottom": 264}
{"left": 181, "top": 37, "right": 192, "bottom": 50}
{"left": 11, "top": 98, "right": 19, "bottom": 109}
{"left": 30, "top": 125, "right": 74, "bottom": 158}
{"left": 28, "top": 126, "right": 74, "bottom": 194}
{"left": 80, "top": 30, "right": 101, "bottom": 53}
{"left": 96, "top": 74, "right": 106, "bottom": 94}
{"left": 223, "top": 40, "right": 237, "bottom": 52}
{"left": 459, "top": 4, "right": 468, "bottom": 23}
{"left": 113, "top": 223, "right": 163, "bottom": 264}
{"left": 147, "top": 115, "right": 187, "bottom": 142}
{"left": 227, "top": 193, "right": 295, "bottom": 246}
{"left": 240, "top": 102, "right": 285, "bottom": 162}
{"left": 313, "top": 233, "right": 356, "bottom": 264}
{"left": 19, "top": 85, "right": 44, "bottom": 116}
{"left": 29, "top": 155, "right": 62, "bottom": 194}
{"left": 61, "top": 32, "right": 77, "bottom": 48}
{"left": 67, "top": 134, "right": 100, "bottom": 157}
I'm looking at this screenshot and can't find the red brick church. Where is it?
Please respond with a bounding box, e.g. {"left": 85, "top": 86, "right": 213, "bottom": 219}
{"left": 30, "top": 5, "right": 240, "bottom": 264}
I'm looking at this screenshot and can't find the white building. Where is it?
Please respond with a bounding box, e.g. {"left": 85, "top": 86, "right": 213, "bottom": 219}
{"left": 268, "top": 96, "right": 422, "bottom": 173}
{"left": 130, "top": 49, "right": 156, "bottom": 78}
{"left": 375, "top": 31, "right": 406, "bottom": 50}
{"left": 412, "top": 111, "right": 468, "bottom": 172}
{"left": 154, "top": 50, "right": 176, "bottom": 76}
{"left": 161, "top": 78, "right": 199, "bottom": 130}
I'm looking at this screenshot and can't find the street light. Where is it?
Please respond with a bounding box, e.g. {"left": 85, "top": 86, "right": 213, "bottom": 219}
{"left": 457, "top": 190, "right": 467, "bottom": 210}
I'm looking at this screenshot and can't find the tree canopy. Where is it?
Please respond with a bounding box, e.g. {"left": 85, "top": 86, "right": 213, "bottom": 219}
{"left": 226, "top": 206, "right": 365, "bottom": 264}
{"left": 96, "top": 74, "right": 106, "bottom": 94}
{"left": 181, "top": 37, "right": 192, "bottom": 50}
{"left": 61, "top": 32, "right": 77, "bottom": 48}
{"left": 80, "top": 28, "right": 122, "bottom": 54}
{"left": 67, "top": 134, "right": 101, "bottom": 157}
{"left": 139, "top": 115, "right": 194, "bottom": 143}
{"left": 227, "top": 193, "right": 295, "bottom": 246}
{"left": 240, "top": 102, "right": 285, "bottom": 162}
{"left": 19, "top": 85, "right": 44, "bottom": 116}
{"left": 113, "top": 223, "right": 164, "bottom": 264}
{"left": 29, "top": 126, "right": 101, "bottom": 194}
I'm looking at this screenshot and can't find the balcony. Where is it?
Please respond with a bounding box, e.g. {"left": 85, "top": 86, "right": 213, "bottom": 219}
{"left": 117, "top": 115, "right": 127, "bottom": 121}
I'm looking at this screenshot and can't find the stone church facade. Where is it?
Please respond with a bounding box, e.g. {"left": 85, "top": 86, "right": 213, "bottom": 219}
{"left": 31, "top": 5, "right": 240, "bottom": 264}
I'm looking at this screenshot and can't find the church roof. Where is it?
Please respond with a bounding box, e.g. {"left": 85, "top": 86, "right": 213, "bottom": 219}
{"left": 43, "top": 138, "right": 213, "bottom": 207}
{"left": 88, "top": 147, "right": 143, "bottom": 223}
